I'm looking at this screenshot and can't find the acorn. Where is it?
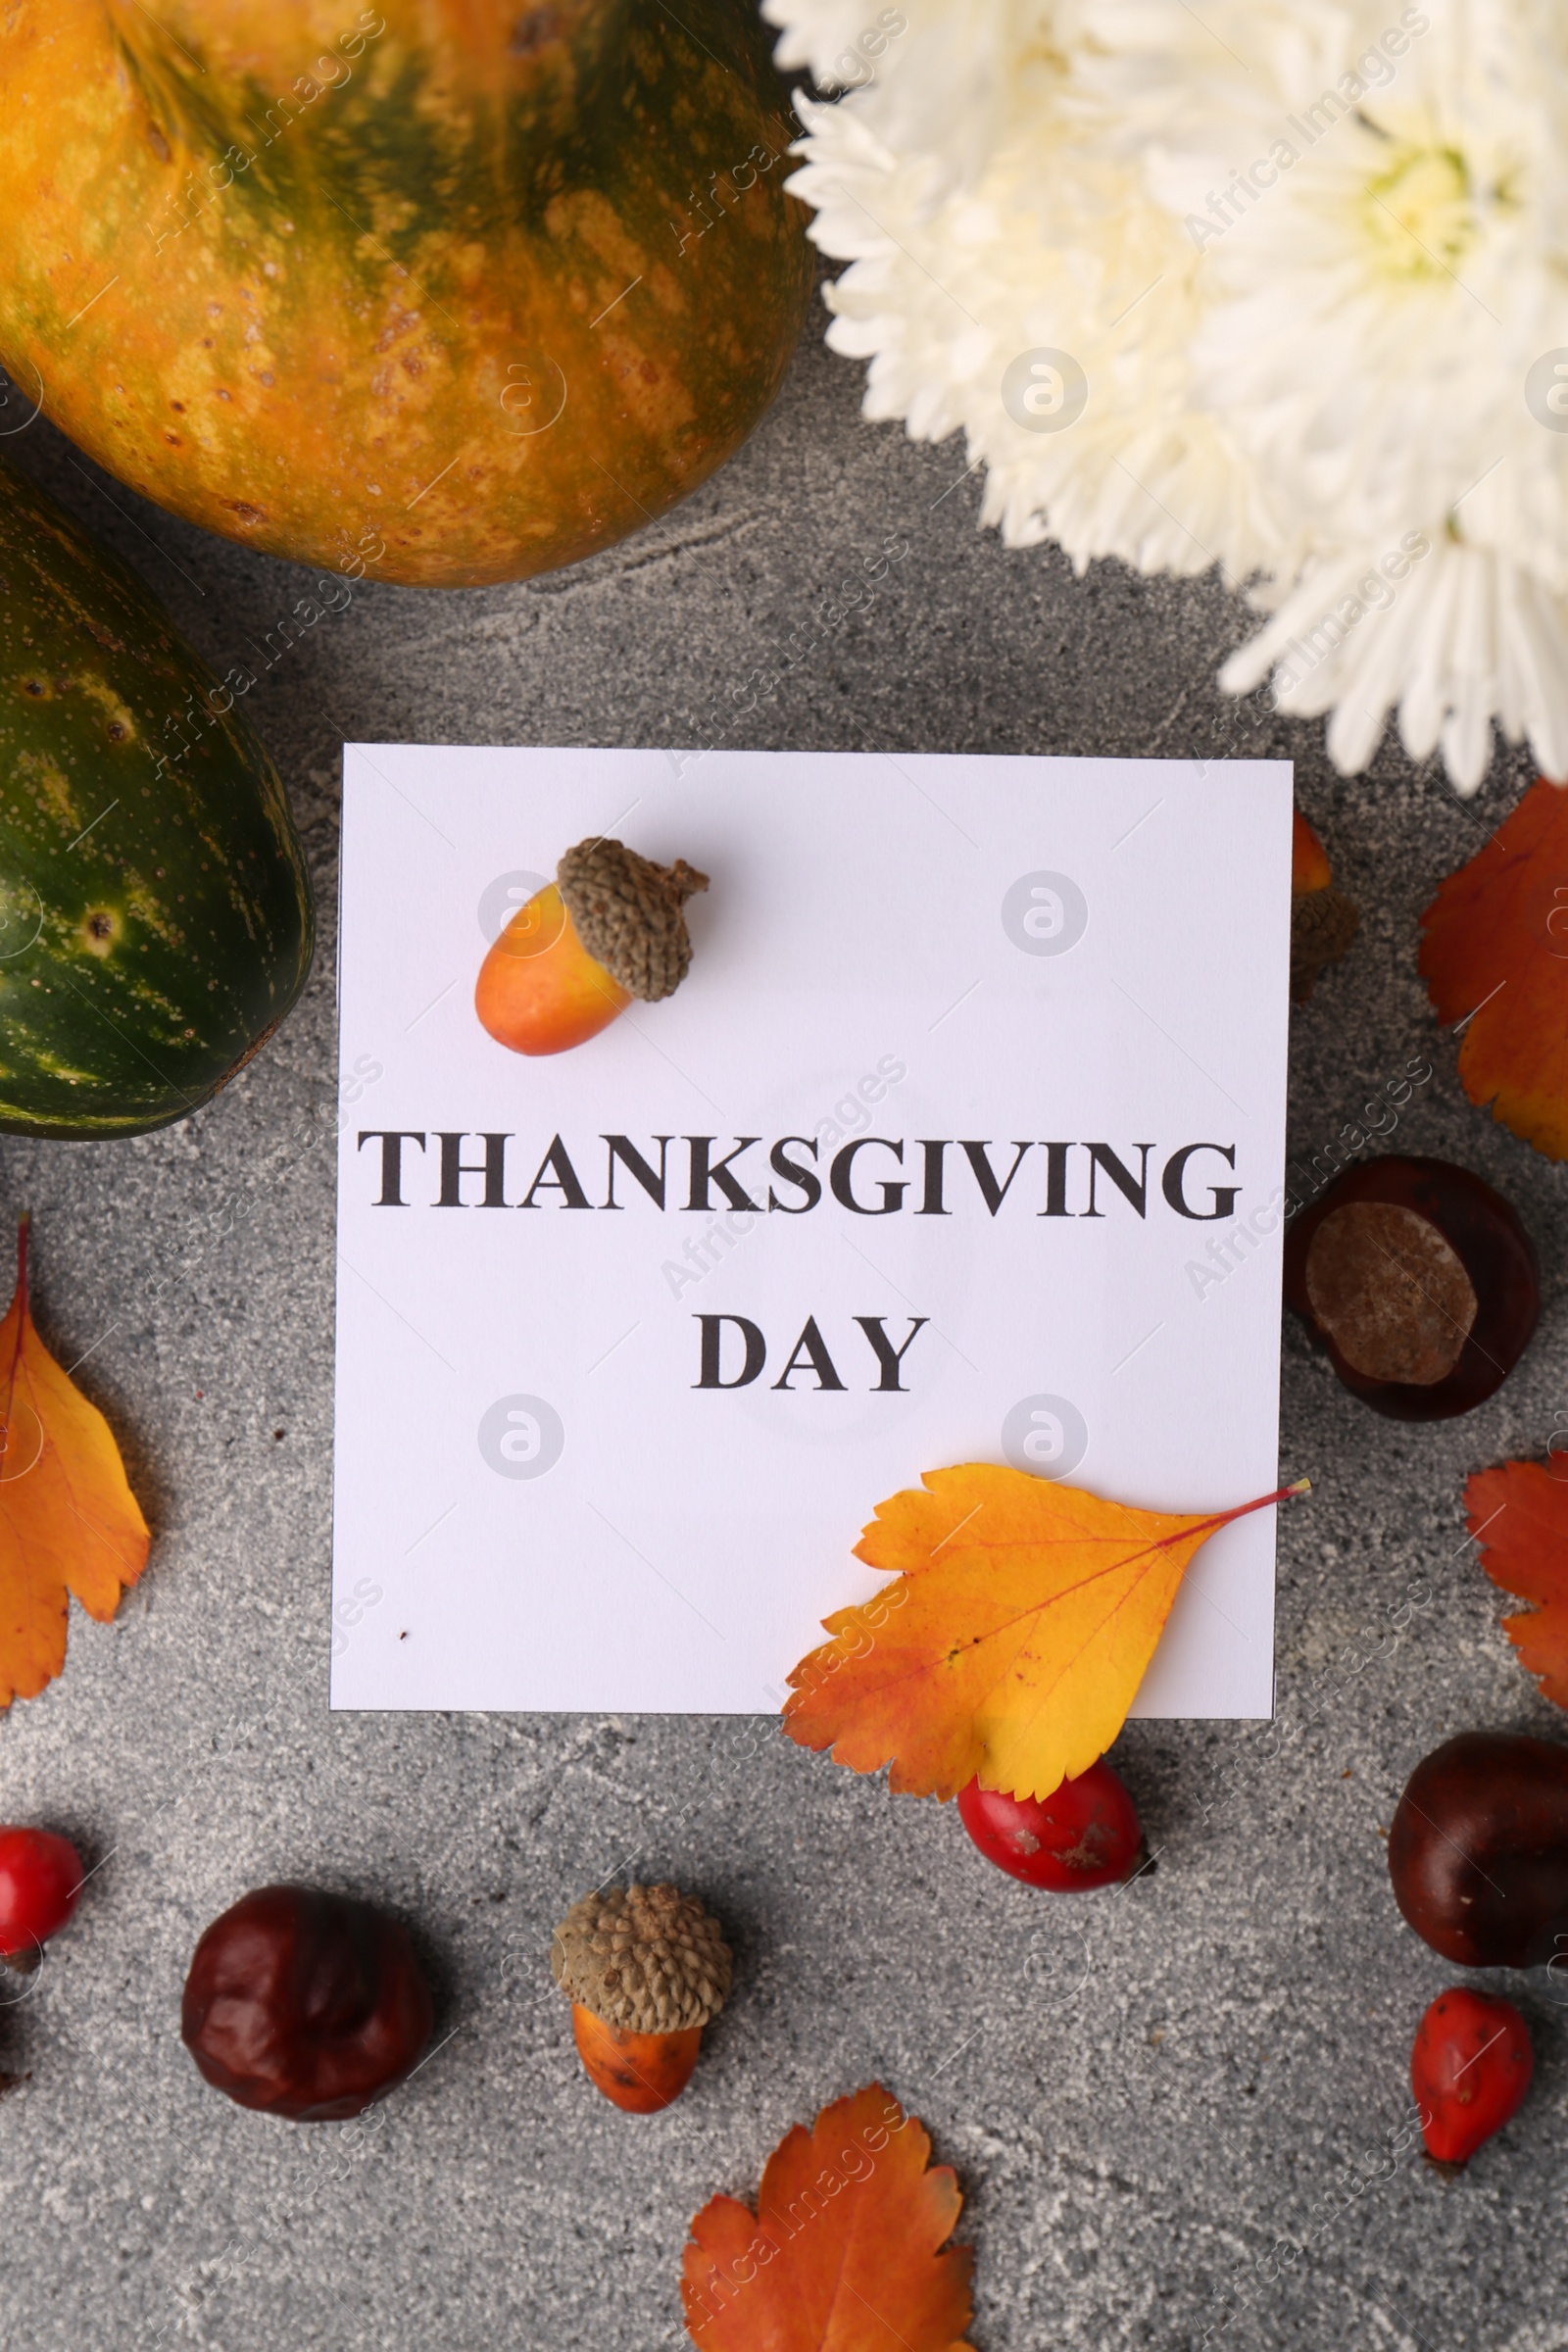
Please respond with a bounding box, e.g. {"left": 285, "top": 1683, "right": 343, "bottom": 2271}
{"left": 550, "top": 1882, "right": 730, "bottom": 2114}
{"left": 475, "top": 837, "right": 709, "bottom": 1057}
{"left": 1290, "top": 810, "right": 1359, "bottom": 1004}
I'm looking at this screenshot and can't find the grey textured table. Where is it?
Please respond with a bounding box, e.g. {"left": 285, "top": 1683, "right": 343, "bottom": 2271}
{"left": 0, "top": 308, "right": 1561, "bottom": 2352}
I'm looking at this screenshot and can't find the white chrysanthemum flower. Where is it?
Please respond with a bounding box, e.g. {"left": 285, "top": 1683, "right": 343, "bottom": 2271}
{"left": 1219, "top": 537, "right": 1568, "bottom": 789}
{"left": 768, "top": 0, "right": 1568, "bottom": 793}
{"left": 779, "top": 16, "right": 1284, "bottom": 582}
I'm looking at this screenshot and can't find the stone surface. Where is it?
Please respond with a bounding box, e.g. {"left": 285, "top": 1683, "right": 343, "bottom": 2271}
{"left": 0, "top": 311, "right": 1562, "bottom": 2352}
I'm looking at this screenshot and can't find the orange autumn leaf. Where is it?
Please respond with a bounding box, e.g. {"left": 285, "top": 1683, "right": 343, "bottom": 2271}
{"left": 1420, "top": 776, "right": 1568, "bottom": 1158}
{"left": 0, "top": 1215, "right": 150, "bottom": 1706}
{"left": 1290, "top": 810, "right": 1358, "bottom": 1003}
{"left": 1465, "top": 1460, "right": 1568, "bottom": 1708}
{"left": 783, "top": 1464, "right": 1306, "bottom": 1802}
{"left": 1292, "top": 808, "right": 1333, "bottom": 894}
{"left": 681, "top": 2083, "right": 973, "bottom": 2352}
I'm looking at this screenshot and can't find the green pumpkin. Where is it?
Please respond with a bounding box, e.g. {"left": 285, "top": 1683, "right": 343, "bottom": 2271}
{"left": 0, "top": 456, "right": 315, "bottom": 1137}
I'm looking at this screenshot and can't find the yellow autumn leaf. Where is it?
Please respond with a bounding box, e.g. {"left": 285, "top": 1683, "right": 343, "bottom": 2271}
{"left": 783, "top": 1464, "right": 1306, "bottom": 1801}
{"left": 0, "top": 1214, "right": 150, "bottom": 1706}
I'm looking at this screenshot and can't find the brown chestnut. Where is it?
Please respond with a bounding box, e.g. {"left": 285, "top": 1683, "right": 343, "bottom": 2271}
{"left": 1283, "top": 1155, "right": 1537, "bottom": 1419}
{"left": 1389, "top": 1732, "right": 1568, "bottom": 1968}
{"left": 181, "top": 1886, "right": 433, "bottom": 2121}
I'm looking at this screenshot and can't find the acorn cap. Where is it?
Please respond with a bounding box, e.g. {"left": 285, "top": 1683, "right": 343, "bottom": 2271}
{"left": 550, "top": 1882, "right": 731, "bottom": 2034}
{"left": 556, "top": 838, "right": 709, "bottom": 1004}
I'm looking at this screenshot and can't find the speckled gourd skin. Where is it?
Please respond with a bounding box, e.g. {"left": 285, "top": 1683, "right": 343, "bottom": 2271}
{"left": 0, "top": 457, "right": 314, "bottom": 1137}
{"left": 0, "top": 0, "right": 813, "bottom": 587}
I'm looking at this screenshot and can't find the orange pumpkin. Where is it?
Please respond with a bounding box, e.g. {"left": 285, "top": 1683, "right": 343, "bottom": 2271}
{"left": 0, "top": 1, "right": 812, "bottom": 587}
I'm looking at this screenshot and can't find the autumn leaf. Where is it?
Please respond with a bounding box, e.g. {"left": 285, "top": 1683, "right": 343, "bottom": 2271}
{"left": 1419, "top": 776, "right": 1568, "bottom": 1159}
{"left": 681, "top": 2083, "right": 973, "bottom": 2352}
{"left": 1291, "top": 810, "right": 1358, "bottom": 1004}
{"left": 1292, "top": 808, "right": 1333, "bottom": 895}
{"left": 783, "top": 1464, "right": 1307, "bottom": 1801}
{"left": 0, "top": 1215, "right": 150, "bottom": 1706}
{"left": 1465, "top": 1460, "right": 1568, "bottom": 1708}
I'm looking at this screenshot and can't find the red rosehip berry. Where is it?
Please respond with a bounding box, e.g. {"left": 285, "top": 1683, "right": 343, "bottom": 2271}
{"left": 957, "top": 1758, "right": 1146, "bottom": 1890}
{"left": 1411, "top": 1987, "right": 1534, "bottom": 2169}
{"left": 0, "top": 1828, "right": 84, "bottom": 1961}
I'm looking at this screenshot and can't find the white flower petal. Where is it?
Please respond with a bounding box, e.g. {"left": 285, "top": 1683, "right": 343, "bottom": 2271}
{"left": 771, "top": 0, "right": 1568, "bottom": 793}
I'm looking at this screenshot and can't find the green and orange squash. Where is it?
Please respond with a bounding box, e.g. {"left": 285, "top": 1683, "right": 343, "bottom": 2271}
{"left": 0, "top": 456, "right": 314, "bottom": 1136}
{"left": 0, "top": 1, "right": 813, "bottom": 588}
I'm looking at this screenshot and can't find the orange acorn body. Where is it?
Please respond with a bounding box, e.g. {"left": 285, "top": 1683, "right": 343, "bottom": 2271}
{"left": 551, "top": 1882, "right": 730, "bottom": 2117}
{"left": 570, "top": 2005, "right": 703, "bottom": 2115}
{"left": 474, "top": 886, "right": 629, "bottom": 1057}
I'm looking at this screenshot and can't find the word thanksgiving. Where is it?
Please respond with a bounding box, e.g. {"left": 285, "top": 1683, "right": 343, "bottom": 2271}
{"left": 356, "top": 1131, "right": 1247, "bottom": 1222}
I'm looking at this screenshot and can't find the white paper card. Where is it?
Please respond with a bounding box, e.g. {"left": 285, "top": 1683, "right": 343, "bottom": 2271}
{"left": 331, "top": 747, "right": 1293, "bottom": 1716}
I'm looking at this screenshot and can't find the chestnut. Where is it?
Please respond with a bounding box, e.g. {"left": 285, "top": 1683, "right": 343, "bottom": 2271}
{"left": 181, "top": 1886, "right": 433, "bottom": 2121}
{"left": 1283, "top": 1155, "right": 1537, "bottom": 1419}
{"left": 1389, "top": 1732, "right": 1568, "bottom": 1968}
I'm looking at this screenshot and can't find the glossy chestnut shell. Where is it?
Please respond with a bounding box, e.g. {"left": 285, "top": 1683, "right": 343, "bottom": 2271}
{"left": 1389, "top": 1732, "right": 1568, "bottom": 1968}
{"left": 181, "top": 1886, "right": 433, "bottom": 2121}
{"left": 1283, "top": 1155, "right": 1538, "bottom": 1419}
